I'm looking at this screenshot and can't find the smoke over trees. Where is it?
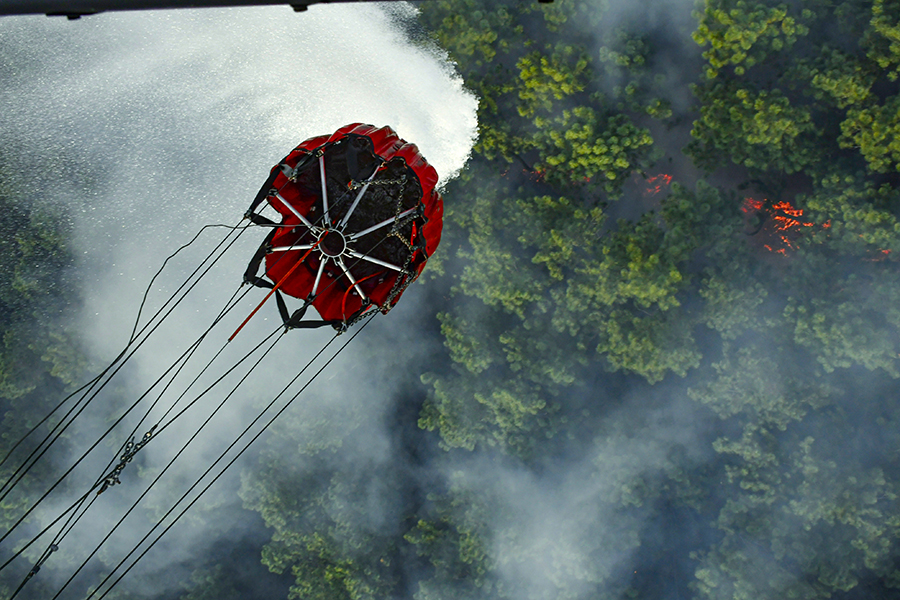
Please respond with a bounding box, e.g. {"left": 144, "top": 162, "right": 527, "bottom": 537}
{"left": 2, "top": 0, "right": 900, "bottom": 599}
{"left": 408, "top": 0, "right": 900, "bottom": 598}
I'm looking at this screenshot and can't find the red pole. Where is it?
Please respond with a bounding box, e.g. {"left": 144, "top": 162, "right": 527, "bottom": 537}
{"left": 229, "top": 240, "right": 321, "bottom": 342}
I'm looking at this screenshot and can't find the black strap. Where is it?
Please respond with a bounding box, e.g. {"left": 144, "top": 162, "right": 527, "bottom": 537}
{"left": 243, "top": 229, "right": 277, "bottom": 288}
{"left": 275, "top": 290, "right": 293, "bottom": 325}
{"left": 275, "top": 291, "right": 341, "bottom": 330}
{"left": 246, "top": 213, "right": 277, "bottom": 227}
{"left": 341, "top": 134, "right": 378, "bottom": 182}
{"left": 292, "top": 320, "right": 342, "bottom": 330}
{"left": 248, "top": 165, "right": 280, "bottom": 214}
{"left": 291, "top": 151, "right": 317, "bottom": 177}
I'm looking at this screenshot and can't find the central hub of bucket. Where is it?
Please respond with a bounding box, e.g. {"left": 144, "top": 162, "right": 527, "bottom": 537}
{"left": 318, "top": 230, "right": 347, "bottom": 258}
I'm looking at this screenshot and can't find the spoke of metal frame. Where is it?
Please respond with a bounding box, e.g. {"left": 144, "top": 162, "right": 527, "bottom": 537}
{"left": 269, "top": 244, "right": 315, "bottom": 253}
{"left": 274, "top": 192, "right": 318, "bottom": 232}
{"left": 319, "top": 155, "right": 330, "bottom": 225}
{"left": 347, "top": 250, "right": 405, "bottom": 272}
{"left": 311, "top": 258, "right": 327, "bottom": 297}
{"left": 336, "top": 257, "right": 367, "bottom": 301}
{"left": 347, "top": 207, "right": 417, "bottom": 241}
{"left": 338, "top": 168, "right": 380, "bottom": 230}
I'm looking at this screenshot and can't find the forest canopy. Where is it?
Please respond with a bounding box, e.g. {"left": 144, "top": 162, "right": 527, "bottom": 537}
{"left": 2, "top": 0, "right": 900, "bottom": 599}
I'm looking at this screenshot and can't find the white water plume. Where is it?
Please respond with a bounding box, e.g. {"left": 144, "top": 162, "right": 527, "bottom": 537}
{"left": 0, "top": 4, "right": 476, "bottom": 597}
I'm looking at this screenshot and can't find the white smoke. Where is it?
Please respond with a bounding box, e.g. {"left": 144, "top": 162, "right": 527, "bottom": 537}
{"left": 0, "top": 4, "right": 476, "bottom": 597}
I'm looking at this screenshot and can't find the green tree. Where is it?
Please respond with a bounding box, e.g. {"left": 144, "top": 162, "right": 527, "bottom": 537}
{"left": 841, "top": 95, "right": 900, "bottom": 173}
{"left": 692, "top": 1, "right": 812, "bottom": 78}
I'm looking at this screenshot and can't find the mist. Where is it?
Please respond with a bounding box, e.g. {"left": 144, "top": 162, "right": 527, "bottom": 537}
{"left": 0, "top": 4, "right": 475, "bottom": 598}
{"left": 3, "top": 0, "right": 896, "bottom": 598}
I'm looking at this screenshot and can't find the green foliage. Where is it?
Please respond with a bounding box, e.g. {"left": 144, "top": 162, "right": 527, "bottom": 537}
{"left": 693, "top": 427, "right": 900, "bottom": 600}
{"left": 7, "top": 4, "right": 900, "bottom": 599}
{"left": 0, "top": 206, "right": 83, "bottom": 402}
{"left": 689, "top": 342, "right": 830, "bottom": 429}
{"left": 690, "top": 81, "right": 817, "bottom": 172}
{"left": 422, "top": 173, "right": 754, "bottom": 452}
{"left": 687, "top": 330, "right": 900, "bottom": 599}
{"left": 233, "top": 1, "right": 900, "bottom": 599}
{"left": 534, "top": 108, "right": 655, "bottom": 191}
{"left": 866, "top": 0, "right": 900, "bottom": 81}
{"left": 803, "top": 48, "right": 875, "bottom": 109}
{"left": 405, "top": 488, "right": 497, "bottom": 600}
{"left": 242, "top": 451, "right": 400, "bottom": 600}
{"left": 692, "top": 0, "right": 812, "bottom": 78}
{"left": 689, "top": 0, "right": 900, "bottom": 177}
{"left": 785, "top": 296, "right": 900, "bottom": 375}
{"left": 420, "top": 0, "right": 658, "bottom": 197}
{"left": 409, "top": 0, "right": 900, "bottom": 593}
{"left": 840, "top": 94, "right": 900, "bottom": 173}
{"left": 238, "top": 372, "right": 415, "bottom": 600}
{"left": 0, "top": 161, "right": 92, "bottom": 600}
{"left": 801, "top": 172, "right": 900, "bottom": 252}
{"left": 419, "top": 368, "right": 549, "bottom": 453}
{"left": 698, "top": 273, "right": 768, "bottom": 340}
{"left": 516, "top": 47, "right": 589, "bottom": 118}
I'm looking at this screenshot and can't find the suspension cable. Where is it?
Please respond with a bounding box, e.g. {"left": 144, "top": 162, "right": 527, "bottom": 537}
{"left": 49, "top": 326, "right": 287, "bottom": 599}
{"left": 0, "top": 374, "right": 102, "bottom": 470}
{"left": 5, "top": 155, "right": 417, "bottom": 593}
{"left": 0, "top": 222, "right": 253, "bottom": 550}
{"left": 0, "top": 221, "right": 250, "bottom": 504}
{"left": 91, "top": 314, "right": 375, "bottom": 600}
{"left": 2, "top": 192, "right": 312, "bottom": 572}
{"left": 0, "top": 321, "right": 283, "bottom": 595}
{"left": 0, "top": 218, "right": 314, "bottom": 585}
{"left": 0, "top": 223, "right": 244, "bottom": 474}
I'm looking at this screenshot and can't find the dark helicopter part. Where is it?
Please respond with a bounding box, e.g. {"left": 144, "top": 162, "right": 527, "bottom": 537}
{"left": 0, "top": 0, "right": 551, "bottom": 19}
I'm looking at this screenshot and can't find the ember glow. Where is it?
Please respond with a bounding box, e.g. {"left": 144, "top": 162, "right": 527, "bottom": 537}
{"left": 771, "top": 201, "right": 814, "bottom": 232}
{"left": 644, "top": 173, "right": 673, "bottom": 196}
{"left": 740, "top": 197, "right": 763, "bottom": 214}
{"left": 742, "top": 197, "right": 891, "bottom": 260}
{"left": 742, "top": 197, "right": 816, "bottom": 255}
{"left": 867, "top": 249, "right": 892, "bottom": 262}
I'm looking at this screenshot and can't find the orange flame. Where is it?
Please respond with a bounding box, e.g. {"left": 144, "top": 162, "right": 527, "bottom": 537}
{"left": 644, "top": 174, "right": 673, "bottom": 196}
{"left": 867, "top": 249, "right": 892, "bottom": 262}
{"left": 743, "top": 197, "right": 816, "bottom": 255}
{"left": 741, "top": 197, "right": 763, "bottom": 214}
{"left": 745, "top": 197, "right": 889, "bottom": 258}
{"left": 771, "top": 201, "right": 814, "bottom": 233}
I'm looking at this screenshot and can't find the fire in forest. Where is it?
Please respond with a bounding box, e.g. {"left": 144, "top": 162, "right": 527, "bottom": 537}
{"left": 742, "top": 197, "right": 816, "bottom": 255}
{"left": 742, "top": 197, "right": 893, "bottom": 259}
{"left": 644, "top": 173, "right": 673, "bottom": 196}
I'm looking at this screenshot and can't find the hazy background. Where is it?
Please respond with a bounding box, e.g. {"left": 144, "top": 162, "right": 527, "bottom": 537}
{"left": 0, "top": 5, "right": 476, "bottom": 597}
{"left": 2, "top": 1, "right": 864, "bottom": 599}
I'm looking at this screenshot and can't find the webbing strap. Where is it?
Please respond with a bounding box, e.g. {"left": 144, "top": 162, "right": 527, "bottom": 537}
{"left": 275, "top": 290, "right": 293, "bottom": 325}
{"left": 248, "top": 166, "right": 280, "bottom": 214}
{"left": 291, "top": 320, "right": 341, "bottom": 330}
{"left": 243, "top": 229, "right": 277, "bottom": 288}
{"left": 289, "top": 151, "right": 317, "bottom": 180}
{"left": 246, "top": 213, "right": 277, "bottom": 227}
{"left": 246, "top": 147, "right": 318, "bottom": 216}
{"left": 275, "top": 290, "right": 340, "bottom": 330}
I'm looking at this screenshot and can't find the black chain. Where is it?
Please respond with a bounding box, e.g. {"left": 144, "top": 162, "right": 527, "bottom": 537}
{"left": 97, "top": 426, "right": 157, "bottom": 495}
{"left": 273, "top": 146, "right": 427, "bottom": 331}
{"left": 343, "top": 174, "right": 425, "bottom": 328}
